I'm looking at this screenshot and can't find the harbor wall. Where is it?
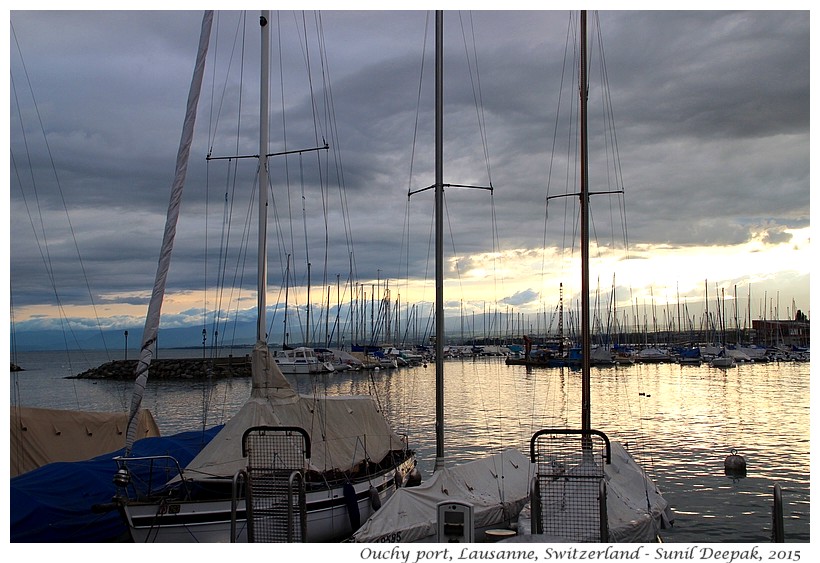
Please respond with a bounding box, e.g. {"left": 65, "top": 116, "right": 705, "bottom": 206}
{"left": 70, "top": 356, "right": 252, "bottom": 380}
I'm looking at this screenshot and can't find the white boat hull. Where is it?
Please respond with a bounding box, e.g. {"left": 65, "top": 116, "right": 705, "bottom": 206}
{"left": 274, "top": 362, "right": 327, "bottom": 375}
{"left": 121, "top": 456, "right": 415, "bottom": 543}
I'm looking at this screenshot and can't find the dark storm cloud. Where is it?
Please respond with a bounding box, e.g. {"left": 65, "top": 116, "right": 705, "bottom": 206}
{"left": 9, "top": 9, "right": 810, "bottom": 327}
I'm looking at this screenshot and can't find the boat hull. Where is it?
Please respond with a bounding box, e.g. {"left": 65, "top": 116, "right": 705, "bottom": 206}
{"left": 120, "top": 455, "right": 415, "bottom": 543}
{"left": 274, "top": 363, "right": 328, "bottom": 375}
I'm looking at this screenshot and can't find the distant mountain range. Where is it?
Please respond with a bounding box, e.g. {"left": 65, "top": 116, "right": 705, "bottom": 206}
{"left": 11, "top": 318, "right": 443, "bottom": 352}
{"left": 11, "top": 312, "right": 496, "bottom": 352}
{"left": 11, "top": 322, "right": 258, "bottom": 352}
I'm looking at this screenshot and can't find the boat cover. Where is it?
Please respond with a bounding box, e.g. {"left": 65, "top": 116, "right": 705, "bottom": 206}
{"left": 183, "top": 342, "right": 408, "bottom": 479}
{"left": 10, "top": 426, "right": 220, "bottom": 543}
{"left": 516, "top": 441, "right": 672, "bottom": 543}
{"left": 350, "top": 448, "right": 533, "bottom": 543}
{"left": 10, "top": 406, "right": 160, "bottom": 477}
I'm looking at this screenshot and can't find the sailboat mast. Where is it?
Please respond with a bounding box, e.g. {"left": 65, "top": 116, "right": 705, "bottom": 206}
{"left": 434, "top": 9, "right": 445, "bottom": 470}
{"left": 257, "top": 11, "right": 270, "bottom": 344}
{"left": 580, "top": 10, "right": 592, "bottom": 432}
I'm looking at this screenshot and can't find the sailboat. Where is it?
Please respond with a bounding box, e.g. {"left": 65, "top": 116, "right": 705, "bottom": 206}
{"left": 350, "top": 11, "right": 533, "bottom": 544}
{"left": 519, "top": 11, "right": 671, "bottom": 542}
{"left": 710, "top": 288, "right": 737, "bottom": 368}
{"left": 112, "top": 11, "right": 415, "bottom": 543}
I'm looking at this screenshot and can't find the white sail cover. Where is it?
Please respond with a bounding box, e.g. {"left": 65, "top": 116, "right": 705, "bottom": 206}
{"left": 125, "top": 11, "right": 213, "bottom": 455}
{"left": 601, "top": 443, "right": 672, "bottom": 542}
{"left": 183, "top": 342, "right": 408, "bottom": 478}
{"left": 351, "top": 448, "right": 533, "bottom": 543}
{"left": 515, "top": 441, "right": 672, "bottom": 543}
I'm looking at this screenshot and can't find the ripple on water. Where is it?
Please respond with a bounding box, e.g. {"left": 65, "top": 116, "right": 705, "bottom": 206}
{"left": 10, "top": 353, "right": 810, "bottom": 542}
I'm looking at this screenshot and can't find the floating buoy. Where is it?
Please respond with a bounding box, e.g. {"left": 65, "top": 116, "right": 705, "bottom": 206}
{"left": 724, "top": 448, "right": 747, "bottom": 477}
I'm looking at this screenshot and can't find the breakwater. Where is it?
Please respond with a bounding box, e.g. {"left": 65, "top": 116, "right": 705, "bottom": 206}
{"left": 70, "top": 356, "right": 252, "bottom": 380}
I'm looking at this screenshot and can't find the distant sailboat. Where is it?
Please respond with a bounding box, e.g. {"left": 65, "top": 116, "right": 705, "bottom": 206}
{"left": 710, "top": 288, "right": 737, "bottom": 368}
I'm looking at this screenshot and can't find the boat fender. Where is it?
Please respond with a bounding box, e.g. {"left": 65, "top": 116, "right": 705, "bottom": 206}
{"left": 369, "top": 485, "right": 382, "bottom": 511}
{"left": 394, "top": 470, "right": 402, "bottom": 488}
{"left": 343, "top": 482, "right": 361, "bottom": 529}
{"left": 724, "top": 449, "right": 747, "bottom": 477}
{"left": 406, "top": 467, "right": 422, "bottom": 487}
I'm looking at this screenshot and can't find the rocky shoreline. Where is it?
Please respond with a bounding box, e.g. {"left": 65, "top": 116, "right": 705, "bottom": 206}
{"left": 69, "top": 356, "right": 252, "bottom": 380}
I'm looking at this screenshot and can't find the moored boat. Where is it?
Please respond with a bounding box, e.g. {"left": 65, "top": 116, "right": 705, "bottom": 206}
{"left": 274, "top": 346, "right": 334, "bottom": 375}
{"left": 111, "top": 12, "right": 416, "bottom": 543}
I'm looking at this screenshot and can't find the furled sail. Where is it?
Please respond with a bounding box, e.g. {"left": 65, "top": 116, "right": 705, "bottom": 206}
{"left": 124, "top": 11, "right": 213, "bottom": 455}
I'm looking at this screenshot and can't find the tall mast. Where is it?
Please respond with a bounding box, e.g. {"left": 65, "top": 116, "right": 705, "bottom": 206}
{"left": 580, "top": 10, "right": 591, "bottom": 432}
{"left": 434, "top": 9, "right": 445, "bottom": 471}
{"left": 257, "top": 11, "right": 270, "bottom": 344}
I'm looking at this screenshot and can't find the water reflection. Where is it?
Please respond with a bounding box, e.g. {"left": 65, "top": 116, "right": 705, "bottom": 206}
{"left": 10, "top": 351, "right": 810, "bottom": 542}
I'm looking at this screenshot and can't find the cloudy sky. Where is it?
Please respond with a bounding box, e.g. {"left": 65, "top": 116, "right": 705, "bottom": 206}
{"left": 8, "top": 6, "right": 811, "bottom": 348}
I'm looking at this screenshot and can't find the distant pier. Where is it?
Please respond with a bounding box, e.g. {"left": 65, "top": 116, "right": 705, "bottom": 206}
{"left": 69, "top": 356, "right": 252, "bottom": 380}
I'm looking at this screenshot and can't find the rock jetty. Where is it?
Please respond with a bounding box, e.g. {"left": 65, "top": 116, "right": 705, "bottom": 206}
{"left": 70, "top": 356, "right": 252, "bottom": 380}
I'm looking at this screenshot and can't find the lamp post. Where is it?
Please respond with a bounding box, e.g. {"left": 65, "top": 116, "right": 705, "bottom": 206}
{"left": 124, "top": 330, "right": 128, "bottom": 360}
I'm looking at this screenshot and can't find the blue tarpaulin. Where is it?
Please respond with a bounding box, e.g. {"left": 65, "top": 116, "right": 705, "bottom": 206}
{"left": 10, "top": 425, "right": 222, "bottom": 543}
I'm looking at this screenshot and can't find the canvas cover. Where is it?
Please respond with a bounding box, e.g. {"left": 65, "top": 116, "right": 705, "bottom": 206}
{"left": 183, "top": 341, "right": 408, "bottom": 479}
{"left": 602, "top": 442, "right": 672, "bottom": 542}
{"left": 10, "top": 406, "right": 160, "bottom": 477}
{"left": 11, "top": 426, "right": 220, "bottom": 542}
{"left": 351, "top": 448, "right": 533, "bottom": 543}
{"left": 124, "top": 10, "right": 213, "bottom": 455}
{"left": 516, "top": 441, "right": 672, "bottom": 543}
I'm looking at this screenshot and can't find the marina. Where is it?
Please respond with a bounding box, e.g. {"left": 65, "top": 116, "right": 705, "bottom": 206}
{"left": 9, "top": 8, "right": 810, "bottom": 549}
{"left": 10, "top": 349, "right": 811, "bottom": 543}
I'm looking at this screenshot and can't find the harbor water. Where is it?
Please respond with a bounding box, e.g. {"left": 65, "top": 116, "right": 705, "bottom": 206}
{"left": 9, "top": 349, "right": 811, "bottom": 543}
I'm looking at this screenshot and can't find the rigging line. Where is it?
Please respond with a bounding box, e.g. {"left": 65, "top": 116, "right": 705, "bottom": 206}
{"left": 589, "top": 17, "right": 622, "bottom": 258}
{"left": 213, "top": 153, "right": 256, "bottom": 348}
{"left": 442, "top": 193, "right": 469, "bottom": 314}
{"left": 9, "top": 103, "right": 88, "bottom": 399}
{"left": 290, "top": 17, "right": 331, "bottom": 315}
{"left": 299, "top": 154, "right": 311, "bottom": 345}
{"left": 299, "top": 11, "right": 332, "bottom": 305}
{"left": 406, "top": 10, "right": 432, "bottom": 202}
{"left": 208, "top": 13, "right": 247, "bottom": 351}
{"left": 541, "top": 12, "right": 575, "bottom": 295}
{"left": 205, "top": 13, "right": 245, "bottom": 158}
{"left": 203, "top": 14, "right": 225, "bottom": 349}
{"left": 396, "top": 13, "right": 432, "bottom": 333}
{"left": 274, "top": 13, "right": 298, "bottom": 281}
{"left": 315, "top": 12, "right": 356, "bottom": 268}
{"left": 209, "top": 158, "right": 237, "bottom": 349}
{"left": 459, "top": 12, "right": 504, "bottom": 325}
{"left": 458, "top": 11, "right": 493, "bottom": 184}
{"left": 223, "top": 165, "right": 254, "bottom": 348}
{"left": 594, "top": 15, "right": 631, "bottom": 258}
{"left": 10, "top": 24, "right": 111, "bottom": 359}
{"left": 398, "top": 11, "right": 432, "bottom": 304}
